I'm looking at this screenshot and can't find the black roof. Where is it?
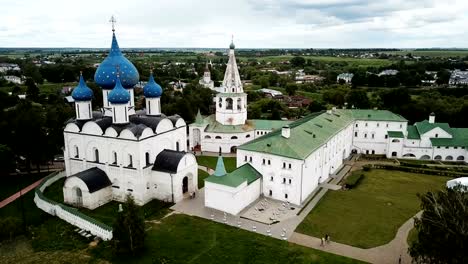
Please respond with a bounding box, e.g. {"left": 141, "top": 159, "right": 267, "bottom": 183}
{"left": 152, "top": 150, "right": 187, "bottom": 173}
{"left": 167, "top": 115, "right": 182, "bottom": 125}
{"left": 71, "top": 167, "right": 112, "bottom": 193}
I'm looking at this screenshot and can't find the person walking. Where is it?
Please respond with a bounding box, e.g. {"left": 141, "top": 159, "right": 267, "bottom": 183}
{"left": 398, "top": 254, "right": 402, "bottom": 264}
{"left": 326, "top": 234, "right": 331, "bottom": 244}
{"left": 320, "top": 237, "right": 324, "bottom": 247}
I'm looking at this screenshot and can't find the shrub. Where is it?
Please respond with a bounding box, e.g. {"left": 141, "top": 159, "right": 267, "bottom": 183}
{"left": 363, "top": 165, "right": 371, "bottom": 171}
{"left": 345, "top": 173, "right": 364, "bottom": 189}
{"left": 0, "top": 217, "right": 23, "bottom": 241}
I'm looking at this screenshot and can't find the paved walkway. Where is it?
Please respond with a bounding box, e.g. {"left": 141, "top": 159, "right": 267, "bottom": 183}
{"left": 290, "top": 211, "right": 421, "bottom": 264}
{"left": 0, "top": 177, "right": 45, "bottom": 208}
{"left": 194, "top": 151, "right": 236, "bottom": 157}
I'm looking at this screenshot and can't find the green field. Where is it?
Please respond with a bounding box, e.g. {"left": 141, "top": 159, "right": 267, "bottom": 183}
{"left": 238, "top": 55, "right": 393, "bottom": 68}
{"left": 296, "top": 169, "right": 450, "bottom": 248}
{"left": 386, "top": 50, "right": 468, "bottom": 58}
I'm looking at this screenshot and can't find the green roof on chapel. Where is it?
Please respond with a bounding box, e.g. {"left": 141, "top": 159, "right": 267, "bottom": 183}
{"left": 387, "top": 131, "right": 404, "bottom": 138}
{"left": 205, "top": 163, "right": 261, "bottom": 187}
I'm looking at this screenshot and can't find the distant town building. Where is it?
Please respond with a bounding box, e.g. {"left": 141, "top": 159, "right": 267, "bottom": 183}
{"left": 199, "top": 62, "right": 215, "bottom": 90}
{"left": 1, "top": 75, "right": 23, "bottom": 84}
{"left": 0, "top": 63, "right": 20, "bottom": 73}
{"left": 378, "top": 69, "right": 399, "bottom": 76}
{"left": 285, "top": 95, "right": 311, "bottom": 108}
{"left": 170, "top": 80, "right": 187, "bottom": 92}
{"left": 295, "top": 70, "right": 324, "bottom": 83}
{"left": 449, "top": 70, "right": 468, "bottom": 86}
{"left": 337, "top": 73, "right": 354, "bottom": 84}
{"left": 259, "top": 88, "right": 283, "bottom": 98}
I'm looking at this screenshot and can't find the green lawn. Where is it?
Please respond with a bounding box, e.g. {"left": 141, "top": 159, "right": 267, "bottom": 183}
{"left": 198, "top": 169, "right": 210, "bottom": 189}
{"left": 92, "top": 214, "right": 364, "bottom": 264}
{"left": 196, "top": 156, "right": 237, "bottom": 172}
{"left": 296, "top": 169, "right": 450, "bottom": 248}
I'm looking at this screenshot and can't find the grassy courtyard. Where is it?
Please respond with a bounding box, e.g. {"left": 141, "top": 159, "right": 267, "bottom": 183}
{"left": 91, "top": 214, "right": 363, "bottom": 264}
{"left": 296, "top": 169, "right": 450, "bottom": 248}
{"left": 198, "top": 169, "right": 210, "bottom": 188}
{"left": 196, "top": 156, "right": 237, "bottom": 172}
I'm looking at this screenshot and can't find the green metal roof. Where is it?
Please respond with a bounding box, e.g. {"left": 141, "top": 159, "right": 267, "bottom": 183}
{"left": 238, "top": 110, "right": 356, "bottom": 159}
{"left": 415, "top": 120, "right": 452, "bottom": 136}
{"left": 430, "top": 128, "right": 468, "bottom": 147}
{"left": 198, "top": 115, "right": 290, "bottom": 133}
{"left": 406, "top": 125, "right": 421, "bottom": 140}
{"left": 194, "top": 109, "right": 204, "bottom": 126}
{"left": 250, "top": 119, "right": 291, "bottom": 130}
{"left": 213, "top": 155, "right": 227, "bottom": 177}
{"left": 205, "top": 163, "right": 262, "bottom": 187}
{"left": 387, "top": 131, "right": 404, "bottom": 138}
{"left": 348, "top": 109, "right": 407, "bottom": 122}
{"left": 202, "top": 115, "right": 254, "bottom": 133}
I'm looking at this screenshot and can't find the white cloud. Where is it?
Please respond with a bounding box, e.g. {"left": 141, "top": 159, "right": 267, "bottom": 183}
{"left": 0, "top": 0, "right": 467, "bottom": 48}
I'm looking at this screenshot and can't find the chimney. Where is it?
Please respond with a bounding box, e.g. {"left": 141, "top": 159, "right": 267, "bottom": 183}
{"left": 282, "top": 125, "right": 290, "bottom": 138}
{"left": 429, "top": 112, "right": 435, "bottom": 124}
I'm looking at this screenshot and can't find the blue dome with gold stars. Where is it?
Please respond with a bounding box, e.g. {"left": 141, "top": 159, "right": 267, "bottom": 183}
{"left": 71, "top": 73, "right": 93, "bottom": 101}
{"left": 108, "top": 75, "right": 130, "bottom": 104}
{"left": 94, "top": 32, "right": 139, "bottom": 89}
{"left": 143, "top": 72, "right": 162, "bottom": 98}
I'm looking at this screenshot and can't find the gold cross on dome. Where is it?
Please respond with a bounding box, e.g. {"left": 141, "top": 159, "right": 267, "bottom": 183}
{"left": 109, "top": 15, "right": 117, "bottom": 32}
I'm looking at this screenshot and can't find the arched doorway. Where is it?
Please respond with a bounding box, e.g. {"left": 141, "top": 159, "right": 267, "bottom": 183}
{"left": 391, "top": 151, "right": 397, "bottom": 157}
{"left": 74, "top": 187, "right": 82, "bottom": 207}
{"left": 231, "top": 146, "right": 237, "bottom": 153}
{"left": 182, "top": 176, "right": 188, "bottom": 194}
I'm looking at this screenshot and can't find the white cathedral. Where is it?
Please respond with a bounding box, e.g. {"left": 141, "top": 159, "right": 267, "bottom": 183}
{"left": 62, "top": 26, "right": 198, "bottom": 209}
{"left": 189, "top": 41, "right": 290, "bottom": 153}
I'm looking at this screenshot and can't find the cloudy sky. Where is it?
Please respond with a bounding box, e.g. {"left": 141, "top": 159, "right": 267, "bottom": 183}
{"left": 1, "top": 0, "right": 468, "bottom": 48}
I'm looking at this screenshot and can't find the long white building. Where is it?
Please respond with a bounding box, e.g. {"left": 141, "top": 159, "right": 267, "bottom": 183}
{"left": 62, "top": 26, "right": 198, "bottom": 210}
{"left": 204, "top": 109, "right": 467, "bottom": 214}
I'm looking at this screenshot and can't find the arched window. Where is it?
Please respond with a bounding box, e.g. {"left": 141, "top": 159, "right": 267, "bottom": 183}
{"left": 204, "top": 135, "right": 211, "bottom": 139}
{"left": 244, "top": 156, "right": 247, "bottom": 161}
{"left": 145, "top": 152, "right": 150, "bottom": 166}
{"left": 94, "top": 148, "right": 99, "bottom": 163}
{"left": 249, "top": 157, "right": 252, "bottom": 162}
{"left": 434, "top": 155, "right": 442, "bottom": 160}
{"left": 74, "top": 146, "right": 79, "bottom": 158}
{"left": 246, "top": 134, "right": 251, "bottom": 138}
{"left": 285, "top": 194, "right": 288, "bottom": 199}
{"left": 226, "top": 98, "right": 233, "bottom": 110}
{"left": 112, "top": 151, "right": 118, "bottom": 165}
{"left": 218, "top": 97, "right": 222, "bottom": 108}
{"left": 435, "top": 133, "right": 439, "bottom": 138}
{"left": 403, "top": 153, "right": 416, "bottom": 157}
{"left": 128, "top": 154, "right": 133, "bottom": 167}
{"left": 215, "top": 136, "right": 222, "bottom": 139}
{"left": 231, "top": 136, "right": 238, "bottom": 139}
{"left": 446, "top": 155, "right": 453, "bottom": 161}
{"left": 420, "top": 155, "right": 430, "bottom": 160}
{"left": 283, "top": 162, "right": 286, "bottom": 168}
{"left": 237, "top": 98, "right": 242, "bottom": 110}
{"left": 457, "top": 155, "right": 465, "bottom": 161}
{"left": 392, "top": 139, "right": 400, "bottom": 143}
{"left": 176, "top": 142, "right": 180, "bottom": 151}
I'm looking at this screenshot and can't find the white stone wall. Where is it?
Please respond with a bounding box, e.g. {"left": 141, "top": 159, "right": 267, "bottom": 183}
{"left": 205, "top": 178, "right": 261, "bottom": 215}
{"left": 34, "top": 172, "right": 113, "bottom": 241}
{"left": 352, "top": 120, "right": 406, "bottom": 154}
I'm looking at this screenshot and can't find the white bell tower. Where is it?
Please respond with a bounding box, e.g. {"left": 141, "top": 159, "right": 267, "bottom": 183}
{"left": 215, "top": 38, "right": 247, "bottom": 125}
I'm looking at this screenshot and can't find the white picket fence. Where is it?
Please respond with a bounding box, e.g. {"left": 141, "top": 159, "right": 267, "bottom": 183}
{"left": 34, "top": 171, "right": 113, "bottom": 240}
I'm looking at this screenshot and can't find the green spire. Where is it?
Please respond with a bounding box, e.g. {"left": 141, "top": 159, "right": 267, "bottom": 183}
{"left": 213, "top": 155, "right": 227, "bottom": 177}
{"left": 195, "top": 109, "right": 204, "bottom": 125}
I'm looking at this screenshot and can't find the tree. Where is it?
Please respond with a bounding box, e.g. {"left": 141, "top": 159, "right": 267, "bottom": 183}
{"left": 290, "top": 56, "right": 306, "bottom": 68}
{"left": 346, "top": 89, "right": 370, "bottom": 109}
{"left": 409, "top": 186, "right": 468, "bottom": 264}
{"left": 25, "top": 78, "right": 39, "bottom": 100}
{"left": 113, "top": 195, "right": 146, "bottom": 255}
{"left": 285, "top": 83, "right": 298, "bottom": 96}
{"left": 436, "top": 69, "right": 451, "bottom": 85}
